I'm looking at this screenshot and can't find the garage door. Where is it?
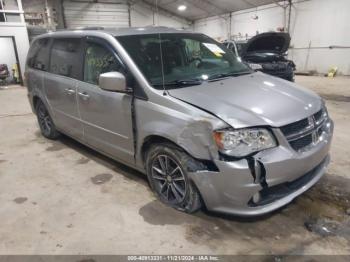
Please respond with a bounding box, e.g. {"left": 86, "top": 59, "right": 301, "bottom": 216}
{"left": 63, "top": 0, "right": 130, "bottom": 29}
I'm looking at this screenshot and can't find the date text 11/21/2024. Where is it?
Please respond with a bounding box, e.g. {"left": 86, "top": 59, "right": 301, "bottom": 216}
{"left": 127, "top": 255, "right": 220, "bottom": 261}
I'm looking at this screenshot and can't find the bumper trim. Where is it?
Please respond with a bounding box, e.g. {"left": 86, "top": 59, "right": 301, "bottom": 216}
{"left": 190, "top": 154, "right": 330, "bottom": 217}
{"left": 249, "top": 155, "right": 329, "bottom": 207}
{"left": 198, "top": 155, "right": 329, "bottom": 217}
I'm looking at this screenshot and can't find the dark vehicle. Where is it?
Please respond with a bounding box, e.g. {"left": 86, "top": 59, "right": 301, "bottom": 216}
{"left": 224, "top": 32, "right": 296, "bottom": 81}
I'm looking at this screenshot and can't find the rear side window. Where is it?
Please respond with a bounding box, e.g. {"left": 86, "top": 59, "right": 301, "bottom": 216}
{"left": 27, "top": 38, "right": 50, "bottom": 71}
{"left": 49, "top": 38, "right": 82, "bottom": 79}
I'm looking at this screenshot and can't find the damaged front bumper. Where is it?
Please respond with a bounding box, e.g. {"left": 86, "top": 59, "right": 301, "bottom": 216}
{"left": 260, "top": 62, "right": 295, "bottom": 81}
{"left": 189, "top": 119, "right": 333, "bottom": 216}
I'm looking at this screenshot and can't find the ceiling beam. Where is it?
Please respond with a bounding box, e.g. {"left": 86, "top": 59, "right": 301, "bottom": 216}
{"left": 131, "top": 0, "right": 193, "bottom": 23}
{"left": 188, "top": 0, "right": 234, "bottom": 21}
{"left": 190, "top": 0, "right": 227, "bottom": 15}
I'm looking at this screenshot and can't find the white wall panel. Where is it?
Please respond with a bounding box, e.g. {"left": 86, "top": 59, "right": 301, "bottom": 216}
{"left": 193, "top": 0, "right": 350, "bottom": 75}
{"left": 193, "top": 16, "right": 229, "bottom": 41}
{"left": 0, "top": 37, "right": 17, "bottom": 72}
{"left": 0, "top": 25, "right": 30, "bottom": 80}
{"left": 231, "top": 5, "right": 284, "bottom": 39}
{"left": 63, "top": 0, "right": 129, "bottom": 29}
{"left": 130, "top": 2, "right": 190, "bottom": 29}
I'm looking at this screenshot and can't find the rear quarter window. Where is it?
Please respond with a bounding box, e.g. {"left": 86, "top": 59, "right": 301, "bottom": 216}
{"left": 27, "top": 38, "right": 50, "bottom": 71}
{"left": 49, "top": 38, "right": 82, "bottom": 79}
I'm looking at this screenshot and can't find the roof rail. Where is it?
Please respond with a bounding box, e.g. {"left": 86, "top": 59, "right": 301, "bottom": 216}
{"left": 78, "top": 26, "right": 105, "bottom": 31}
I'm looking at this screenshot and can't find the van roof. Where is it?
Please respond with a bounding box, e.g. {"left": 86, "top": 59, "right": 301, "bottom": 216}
{"left": 38, "top": 26, "right": 194, "bottom": 39}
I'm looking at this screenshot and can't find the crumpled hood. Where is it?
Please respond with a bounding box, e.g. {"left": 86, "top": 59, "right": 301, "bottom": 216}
{"left": 169, "top": 72, "right": 322, "bottom": 128}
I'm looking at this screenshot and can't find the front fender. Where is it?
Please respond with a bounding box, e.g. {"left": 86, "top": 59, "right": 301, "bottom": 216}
{"left": 134, "top": 96, "right": 227, "bottom": 170}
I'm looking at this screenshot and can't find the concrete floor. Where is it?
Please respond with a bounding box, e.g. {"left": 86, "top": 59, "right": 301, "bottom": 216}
{"left": 0, "top": 76, "right": 349, "bottom": 255}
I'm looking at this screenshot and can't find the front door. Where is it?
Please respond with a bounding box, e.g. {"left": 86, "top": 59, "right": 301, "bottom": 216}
{"left": 77, "top": 38, "right": 134, "bottom": 164}
{"left": 44, "top": 38, "right": 84, "bottom": 139}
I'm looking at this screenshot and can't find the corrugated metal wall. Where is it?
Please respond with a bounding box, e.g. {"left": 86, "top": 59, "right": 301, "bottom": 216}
{"left": 63, "top": 0, "right": 129, "bottom": 29}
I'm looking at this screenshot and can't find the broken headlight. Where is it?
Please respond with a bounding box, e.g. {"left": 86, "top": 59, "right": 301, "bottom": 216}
{"left": 213, "top": 128, "right": 276, "bottom": 157}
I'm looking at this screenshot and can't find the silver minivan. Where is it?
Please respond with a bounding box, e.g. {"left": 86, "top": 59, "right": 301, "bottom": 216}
{"left": 25, "top": 27, "right": 333, "bottom": 216}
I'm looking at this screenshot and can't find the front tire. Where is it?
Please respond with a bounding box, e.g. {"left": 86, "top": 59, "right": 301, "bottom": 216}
{"left": 145, "top": 143, "right": 202, "bottom": 213}
{"left": 35, "top": 100, "right": 60, "bottom": 140}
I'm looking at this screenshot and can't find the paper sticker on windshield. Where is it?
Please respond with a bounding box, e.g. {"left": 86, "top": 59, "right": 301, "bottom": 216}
{"left": 203, "top": 43, "right": 225, "bottom": 57}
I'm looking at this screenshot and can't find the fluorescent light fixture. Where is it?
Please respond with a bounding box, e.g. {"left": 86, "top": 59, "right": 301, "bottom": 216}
{"left": 177, "top": 5, "right": 187, "bottom": 11}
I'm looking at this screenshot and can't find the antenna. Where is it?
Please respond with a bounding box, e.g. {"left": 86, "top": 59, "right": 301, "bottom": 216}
{"left": 155, "top": 0, "right": 167, "bottom": 96}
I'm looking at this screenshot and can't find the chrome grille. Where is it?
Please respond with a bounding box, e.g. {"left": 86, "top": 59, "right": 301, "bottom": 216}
{"left": 262, "top": 62, "right": 288, "bottom": 72}
{"left": 280, "top": 118, "right": 309, "bottom": 137}
{"left": 289, "top": 134, "right": 313, "bottom": 151}
{"left": 280, "top": 108, "right": 327, "bottom": 152}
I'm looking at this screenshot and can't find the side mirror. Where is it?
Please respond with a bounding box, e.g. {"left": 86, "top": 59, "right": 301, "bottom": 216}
{"left": 99, "top": 72, "right": 131, "bottom": 93}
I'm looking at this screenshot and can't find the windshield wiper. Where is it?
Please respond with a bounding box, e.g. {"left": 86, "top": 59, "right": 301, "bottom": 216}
{"left": 208, "top": 71, "right": 252, "bottom": 81}
{"left": 153, "top": 79, "right": 203, "bottom": 88}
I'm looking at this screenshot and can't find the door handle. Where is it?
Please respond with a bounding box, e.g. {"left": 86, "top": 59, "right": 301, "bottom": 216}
{"left": 78, "top": 92, "right": 90, "bottom": 100}
{"left": 65, "top": 88, "right": 76, "bottom": 95}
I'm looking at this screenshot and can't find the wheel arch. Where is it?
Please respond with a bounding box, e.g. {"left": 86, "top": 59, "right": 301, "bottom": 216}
{"left": 140, "top": 134, "right": 219, "bottom": 172}
{"left": 140, "top": 135, "right": 185, "bottom": 164}
{"left": 32, "top": 95, "right": 41, "bottom": 112}
{"left": 141, "top": 134, "right": 210, "bottom": 212}
{"left": 32, "top": 94, "right": 54, "bottom": 119}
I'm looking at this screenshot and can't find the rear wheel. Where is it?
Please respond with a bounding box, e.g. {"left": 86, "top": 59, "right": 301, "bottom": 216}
{"left": 146, "top": 143, "right": 202, "bottom": 213}
{"left": 35, "top": 100, "right": 60, "bottom": 139}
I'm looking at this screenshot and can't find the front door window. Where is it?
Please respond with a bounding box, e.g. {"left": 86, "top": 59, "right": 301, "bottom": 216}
{"left": 84, "top": 42, "right": 123, "bottom": 85}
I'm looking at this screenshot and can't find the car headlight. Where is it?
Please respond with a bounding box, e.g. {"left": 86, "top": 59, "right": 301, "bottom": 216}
{"left": 213, "top": 128, "right": 277, "bottom": 157}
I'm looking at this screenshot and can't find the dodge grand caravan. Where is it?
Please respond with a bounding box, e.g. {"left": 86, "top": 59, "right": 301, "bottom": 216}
{"left": 25, "top": 27, "right": 333, "bottom": 216}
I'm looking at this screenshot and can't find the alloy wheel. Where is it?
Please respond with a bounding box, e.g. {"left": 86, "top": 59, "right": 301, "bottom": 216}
{"left": 37, "top": 103, "right": 52, "bottom": 136}
{"left": 151, "top": 154, "right": 187, "bottom": 204}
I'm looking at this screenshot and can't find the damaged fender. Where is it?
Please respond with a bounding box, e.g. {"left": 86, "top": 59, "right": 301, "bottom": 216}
{"left": 134, "top": 93, "right": 228, "bottom": 170}
{"left": 177, "top": 120, "right": 220, "bottom": 162}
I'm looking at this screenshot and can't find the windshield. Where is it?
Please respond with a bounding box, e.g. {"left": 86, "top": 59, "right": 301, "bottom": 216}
{"left": 117, "top": 33, "right": 251, "bottom": 89}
